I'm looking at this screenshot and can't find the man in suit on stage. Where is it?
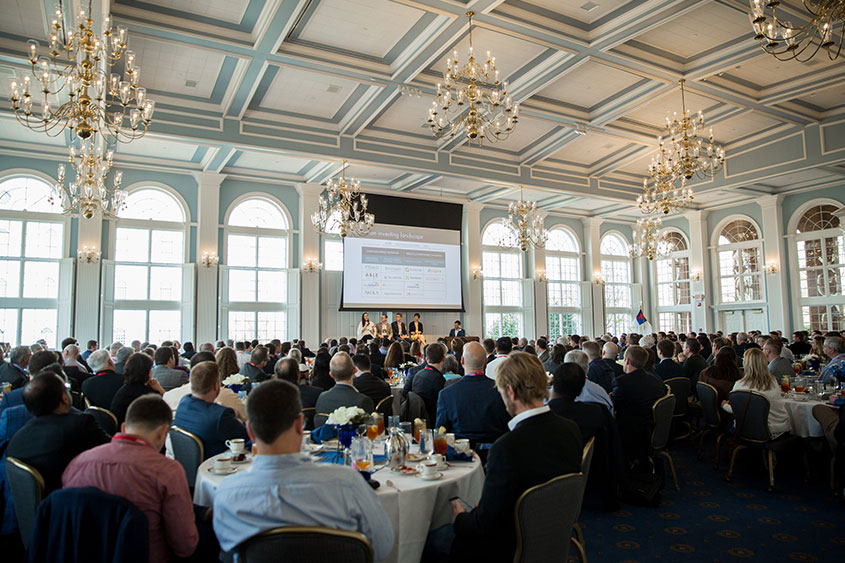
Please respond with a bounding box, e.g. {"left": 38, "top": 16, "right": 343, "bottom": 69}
{"left": 391, "top": 313, "right": 408, "bottom": 340}
{"left": 449, "top": 320, "right": 466, "bottom": 338}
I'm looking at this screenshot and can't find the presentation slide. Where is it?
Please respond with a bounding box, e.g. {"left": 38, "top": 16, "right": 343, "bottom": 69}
{"left": 342, "top": 224, "right": 463, "bottom": 311}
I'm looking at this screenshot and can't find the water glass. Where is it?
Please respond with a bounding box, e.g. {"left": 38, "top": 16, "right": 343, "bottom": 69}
{"left": 420, "top": 430, "right": 435, "bottom": 455}
{"left": 399, "top": 421, "right": 412, "bottom": 445}
{"left": 350, "top": 437, "right": 373, "bottom": 473}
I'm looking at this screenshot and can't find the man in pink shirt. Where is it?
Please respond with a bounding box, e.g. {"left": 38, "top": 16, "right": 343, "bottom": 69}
{"left": 63, "top": 395, "right": 200, "bottom": 562}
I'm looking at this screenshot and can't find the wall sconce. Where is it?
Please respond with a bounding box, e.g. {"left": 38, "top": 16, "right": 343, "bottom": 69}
{"left": 536, "top": 269, "right": 548, "bottom": 283}
{"left": 200, "top": 251, "right": 219, "bottom": 268}
{"left": 77, "top": 246, "right": 101, "bottom": 264}
{"left": 691, "top": 271, "right": 702, "bottom": 282}
{"left": 303, "top": 258, "right": 322, "bottom": 273}
{"left": 593, "top": 272, "right": 604, "bottom": 285}
{"left": 765, "top": 263, "right": 779, "bottom": 275}
{"left": 472, "top": 266, "right": 483, "bottom": 280}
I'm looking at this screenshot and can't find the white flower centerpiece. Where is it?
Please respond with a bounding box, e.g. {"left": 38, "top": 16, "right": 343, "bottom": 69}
{"left": 222, "top": 373, "right": 248, "bottom": 393}
{"left": 327, "top": 406, "right": 370, "bottom": 454}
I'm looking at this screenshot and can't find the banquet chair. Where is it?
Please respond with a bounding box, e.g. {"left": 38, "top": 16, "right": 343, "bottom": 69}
{"left": 301, "top": 407, "right": 316, "bottom": 431}
{"left": 85, "top": 406, "right": 119, "bottom": 436}
{"left": 696, "top": 382, "right": 726, "bottom": 469}
{"left": 664, "top": 377, "right": 692, "bottom": 440}
{"left": 572, "top": 437, "right": 596, "bottom": 556}
{"left": 375, "top": 395, "right": 393, "bottom": 417}
{"left": 725, "top": 390, "right": 804, "bottom": 492}
{"left": 169, "top": 426, "right": 204, "bottom": 488}
{"left": 513, "top": 473, "right": 586, "bottom": 563}
{"left": 650, "top": 393, "right": 679, "bottom": 491}
{"left": 399, "top": 392, "right": 428, "bottom": 425}
{"left": 5, "top": 456, "right": 44, "bottom": 546}
{"left": 236, "top": 526, "right": 373, "bottom": 563}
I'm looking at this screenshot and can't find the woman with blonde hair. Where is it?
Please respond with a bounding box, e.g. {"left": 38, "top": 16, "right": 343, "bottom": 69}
{"left": 409, "top": 340, "right": 423, "bottom": 363}
{"left": 722, "top": 347, "right": 791, "bottom": 437}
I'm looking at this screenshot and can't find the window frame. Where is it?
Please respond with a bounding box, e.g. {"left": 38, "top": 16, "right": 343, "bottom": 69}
{"left": 652, "top": 229, "right": 692, "bottom": 333}
{"left": 711, "top": 216, "right": 765, "bottom": 306}
{"left": 481, "top": 220, "right": 524, "bottom": 339}
{"left": 545, "top": 226, "right": 582, "bottom": 336}
{"left": 600, "top": 231, "right": 633, "bottom": 334}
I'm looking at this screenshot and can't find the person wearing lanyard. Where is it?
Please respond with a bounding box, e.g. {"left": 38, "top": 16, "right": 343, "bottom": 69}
{"left": 485, "top": 337, "right": 513, "bottom": 381}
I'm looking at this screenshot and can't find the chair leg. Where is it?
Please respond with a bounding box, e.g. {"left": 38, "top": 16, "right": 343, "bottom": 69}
{"left": 574, "top": 522, "right": 585, "bottom": 549}
{"left": 713, "top": 434, "right": 723, "bottom": 470}
{"left": 726, "top": 444, "right": 746, "bottom": 482}
{"left": 767, "top": 449, "right": 775, "bottom": 492}
{"left": 570, "top": 536, "right": 588, "bottom": 563}
{"left": 696, "top": 428, "right": 709, "bottom": 460}
{"left": 659, "top": 451, "right": 680, "bottom": 491}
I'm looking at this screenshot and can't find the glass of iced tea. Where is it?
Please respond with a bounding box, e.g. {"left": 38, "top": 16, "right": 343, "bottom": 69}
{"left": 780, "top": 377, "right": 790, "bottom": 393}
{"left": 433, "top": 433, "right": 448, "bottom": 455}
{"left": 374, "top": 413, "right": 385, "bottom": 437}
{"left": 366, "top": 423, "right": 379, "bottom": 442}
{"left": 793, "top": 363, "right": 802, "bottom": 375}
{"left": 794, "top": 377, "right": 805, "bottom": 394}
{"left": 414, "top": 420, "right": 426, "bottom": 444}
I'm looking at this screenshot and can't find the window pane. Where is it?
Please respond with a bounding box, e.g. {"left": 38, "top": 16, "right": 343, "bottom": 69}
{"left": 149, "top": 310, "right": 181, "bottom": 343}
{"left": 149, "top": 266, "right": 182, "bottom": 301}
{"left": 325, "top": 240, "right": 343, "bottom": 271}
{"left": 228, "top": 199, "right": 287, "bottom": 229}
{"left": 0, "top": 177, "right": 61, "bottom": 213}
{"left": 257, "top": 270, "right": 286, "bottom": 303}
{"left": 546, "top": 229, "right": 578, "bottom": 253}
{"left": 483, "top": 280, "right": 501, "bottom": 306}
{"left": 545, "top": 256, "right": 561, "bottom": 281}
{"left": 549, "top": 312, "right": 580, "bottom": 337}
{"left": 114, "top": 265, "right": 149, "bottom": 300}
{"left": 258, "top": 236, "right": 287, "bottom": 268}
{"left": 721, "top": 277, "right": 736, "bottom": 302}
{"left": 229, "top": 270, "right": 256, "bottom": 302}
{"left": 500, "top": 280, "right": 522, "bottom": 306}
{"left": 0, "top": 308, "right": 18, "bottom": 346}
{"left": 119, "top": 189, "right": 185, "bottom": 222}
{"left": 501, "top": 313, "right": 522, "bottom": 337}
{"left": 150, "top": 230, "right": 184, "bottom": 264}
{"left": 828, "top": 267, "right": 843, "bottom": 295}
{"left": 227, "top": 235, "right": 256, "bottom": 267}
{"left": 113, "top": 310, "right": 147, "bottom": 344}
{"left": 257, "top": 311, "right": 286, "bottom": 341}
{"left": 499, "top": 253, "right": 521, "bottom": 279}
{"left": 485, "top": 313, "right": 502, "bottom": 339}
{"left": 24, "top": 222, "right": 63, "bottom": 258}
{"left": 482, "top": 252, "right": 500, "bottom": 278}
{"left": 600, "top": 234, "right": 627, "bottom": 256}
{"left": 719, "top": 251, "right": 735, "bottom": 277}
{"left": 22, "top": 262, "right": 59, "bottom": 298}
{"left": 0, "top": 220, "right": 22, "bottom": 257}
{"left": 0, "top": 260, "right": 20, "bottom": 298}
{"left": 21, "top": 308, "right": 57, "bottom": 348}
{"left": 228, "top": 311, "right": 255, "bottom": 341}
{"left": 483, "top": 222, "right": 516, "bottom": 248}
{"left": 115, "top": 228, "right": 150, "bottom": 262}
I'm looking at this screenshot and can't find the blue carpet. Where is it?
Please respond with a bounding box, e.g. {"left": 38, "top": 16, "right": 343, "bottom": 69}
{"left": 578, "top": 439, "right": 842, "bottom": 562}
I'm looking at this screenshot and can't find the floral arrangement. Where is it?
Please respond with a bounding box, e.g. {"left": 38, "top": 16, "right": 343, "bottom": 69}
{"left": 800, "top": 354, "right": 822, "bottom": 363}
{"left": 326, "top": 406, "right": 370, "bottom": 426}
{"left": 222, "top": 373, "right": 247, "bottom": 386}
{"left": 399, "top": 362, "right": 417, "bottom": 370}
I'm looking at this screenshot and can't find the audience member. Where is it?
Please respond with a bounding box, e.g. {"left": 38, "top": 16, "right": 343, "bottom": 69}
{"left": 239, "top": 346, "right": 270, "bottom": 383}
{"left": 722, "top": 348, "right": 791, "bottom": 437}
{"left": 314, "top": 352, "right": 374, "bottom": 427}
{"left": 275, "top": 358, "right": 322, "bottom": 427}
{"left": 81, "top": 349, "right": 123, "bottom": 409}
{"left": 763, "top": 338, "right": 793, "bottom": 379}
{"left": 680, "top": 337, "right": 707, "bottom": 390}
{"left": 582, "top": 341, "right": 615, "bottom": 393}
{"left": 543, "top": 343, "right": 566, "bottom": 374}
{"left": 0, "top": 346, "right": 31, "bottom": 390}
{"left": 310, "top": 351, "right": 334, "bottom": 391}
{"left": 654, "top": 339, "right": 688, "bottom": 381}
{"left": 151, "top": 346, "right": 188, "bottom": 392}
{"left": 820, "top": 336, "right": 845, "bottom": 385}
{"left": 81, "top": 340, "right": 97, "bottom": 361}
{"left": 699, "top": 347, "right": 742, "bottom": 403}
{"left": 565, "top": 350, "right": 614, "bottom": 414}
{"left": 484, "top": 337, "right": 512, "bottom": 381}
{"left": 602, "top": 342, "right": 624, "bottom": 377}
{"left": 351, "top": 354, "right": 391, "bottom": 415}
{"left": 402, "top": 342, "right": 446, "bottom": 422}
{"left": 111, "top": 353, "right": 165, "bottom": 424}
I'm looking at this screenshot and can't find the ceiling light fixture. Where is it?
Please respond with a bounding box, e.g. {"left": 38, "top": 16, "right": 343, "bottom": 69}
{"left": 427, "top": 11, "right": 518, "bottom": 145}
{"left": 502, "top": 186, "right": 548, "bottom": 251}
{"left": 311, "top": 160, "right": 374, "bottom": 238}
{"left": 629, "top": 214, "right": 669, "bottom": 260}
{"left": 749, "top": 0, "right": 843, "bottom": 62}
{"left": 53, "top": 140, "right": 126, "bottom": 219}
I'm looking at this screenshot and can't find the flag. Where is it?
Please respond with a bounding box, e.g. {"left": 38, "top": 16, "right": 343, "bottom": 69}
{"left": 636, "top": 309, "right": 647, "bottom": 325}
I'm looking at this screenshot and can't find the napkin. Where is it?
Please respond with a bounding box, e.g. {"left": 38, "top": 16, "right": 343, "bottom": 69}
{"left": 446, "top": 445, "right": 472, "bottom": 462}
{"left": 310, "top": 424, "right": 338, "bottom": 444}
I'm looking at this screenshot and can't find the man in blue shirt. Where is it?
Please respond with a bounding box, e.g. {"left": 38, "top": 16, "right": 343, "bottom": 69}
{"left": 820, "top": 336, "right": 845, "bottom": 385}
{"left": 173, "top": 361, "right": 248, "bottom": 459}
{"left": 212, "top": 379, "right": 393, "bottom": 560}
{"left": 449, "top": 320, "right": 466, "bottom": 338}
{"left": 0, "top": 346, "right": 30, "bottom": 390}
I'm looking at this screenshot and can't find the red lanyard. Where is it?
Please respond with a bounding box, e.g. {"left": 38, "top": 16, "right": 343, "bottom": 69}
{"left": 111, "top": 433, "right": 151, "bottom": 448}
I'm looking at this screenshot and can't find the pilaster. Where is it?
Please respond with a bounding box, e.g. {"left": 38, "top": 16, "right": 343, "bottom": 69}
{"left": 194, "top": 172, "right": 223, "bottom": 344}
{"left": 684, "top": 209, "right": 711, "bottom": 332}
{"left": 759, "top": 194, "right": 788, "bottom": 332}
{"left": 297, "top": 183, "right": 322, "bottom": 346}
{"left": 582, "top": 216, "right": 603, "bottom": 336}
{"left": 464, "top": 202, "right": 483, "bottom": 338}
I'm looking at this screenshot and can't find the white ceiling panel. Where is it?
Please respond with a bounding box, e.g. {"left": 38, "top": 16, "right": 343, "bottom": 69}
{"left": 725, "top": 54, "right": 845, "bottom": 89}
{"left": 343, "top": 164, "right": 404, "bottom": 183}
{"left": 431, "top": 28, "right": 547, "bottom": 80}
{"left": 618, "top": 151, "right": 655, "bottom": 175}
{"left": 0, "top": 117, "right": 67, "bottom": 147}
{"left": 552, "top": 197, "right": 609, "bottom": 211}
{"left": 116, "top": 136, "right": 198, "bottom": 160}
{"left": 372, "top": 94, "right": 434, "bottom": 132}
{"left": 633, "top": 2, "right": 749, "bottom": 58}
{"left": 795, "top": 84, "right": 845, "bottom": 111}
{"left": 0, "top": 0, "right": 49, "bottom": 40}
{"left": 425, "top": 176, "right": 492, "bottom": 194}
{"left": 623, "top": 87, "right": 723, "bottom": 128}
{"left": 536, "top": 61, "right": 642, "bottom": 108}
{"left": 233, "top": 152, "right": 315, "bottom": 173}
{"left": 130, "top": 37, "right": 226, "bottom": 98}
{"left": 298, "top": 0, "right": 425, "bottom": 59}
{"left": 713, "top": 111, "right": 782, "bottom": 144}
{"left": 525, "top": 0, "right": 631, "bottom": 25}
{"left": 761, "top": 168, "right": 838, "bottom": 188}
{"left": 549, "top": 132, "right": 629, "bottom": 165}
{"left": 261, "top": 67, "right": 361, "bottom": 119}
{"left": 144, "top": 0, "right": 249, "bottom": 23}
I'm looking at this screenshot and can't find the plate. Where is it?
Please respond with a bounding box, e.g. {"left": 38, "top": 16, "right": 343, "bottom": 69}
{"left": 405, "top": 453, "right": 426, "bottom": 462}
{"left": 416, "top": 471, "right": 443, "bottom": 481}
{"left": 391, "top": 466, "right": 418, "bottom": 475}
{"left": 232, "top": 456, "right": 252, "bottom": 465}
{"left": 208, "top": 466, "right": 238, "bottom": 475}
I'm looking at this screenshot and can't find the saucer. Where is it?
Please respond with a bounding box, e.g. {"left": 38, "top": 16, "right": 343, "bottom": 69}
{"left": 231, "top": 456, "right": 252, "bottom": 465}
{"left": 208, "top": 466, "right": 238, "bottom": 475}
{"left": 416, "top": 471, "right": 443, "bottom": 481}
{"left": 435, "top": 462, "right": 448, "bottom": 471}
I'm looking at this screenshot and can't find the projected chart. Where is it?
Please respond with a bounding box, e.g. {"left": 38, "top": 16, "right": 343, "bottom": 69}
{"left": 361, "top": 248, "right": 447, "bottom": 301}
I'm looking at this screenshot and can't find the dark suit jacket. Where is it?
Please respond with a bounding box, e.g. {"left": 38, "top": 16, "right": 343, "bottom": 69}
{"left": 239, "top": 362, "right": 269, "bottom": 383}
{"left": 611, "top": 368, "right": 667, "bottom": 461}
{"left": 449, "top": 328, "right": 466, "bottom": 337}
{"left": 369, "top": 350, "right": 385, "bottom": 368}
{"left": 0, "top": 362, "right": 27, "bottom": 390}
{"left": 409, "top": 321, "right": 423, "bottom": 335}
{"left": 587, "top": 358, "right": 616, "bottom": 393}
{"left": 314, "top": 383, "right": 374, "bottom": 427}
{"left": 436, "top": 374, "right": 510, "bottom": 443}
{"left": 453, "top": 411, "right": 583, "bottom": 562}
{"left": 604, "top": 358, "right": 624, "bottom": 378}
{"left": 0, "top": 388, "right": 23, "bottom": 414}
{"left": 6, "top": 411, "right": 109, "bottom": 493}
{"left": 110, "top": 383, "right": 161, "bottom": 424}
{"left": 403, "top": 366, "right": 445, "bottom": 422}
{"left": 63, "top": 365, "right": 92, "bottom": 392}
{"left": 788, "top": 341, "right": 811, "bottom": 356}
{"left": 391, "top": 321, "right": 408, "bottom": 339}
{"left": 173, "top": 394, "right": 249, "bottom": 460}
{"left": 81, "top": 370, "right": 124, "bottom": 409}
{"left": 654, "top": 359, "right": 689, "bottom": 382}
{"left": 548, "top": 396, "right": 605, "bottom": 441}
{"left": 299, "top": 384, "right": 323, "bottom": 411}
{"left": 683, "top": 354, "right": 708, "bottom": 388}
{"left": 353, "top": 373, "right": 392, "bottom": 415}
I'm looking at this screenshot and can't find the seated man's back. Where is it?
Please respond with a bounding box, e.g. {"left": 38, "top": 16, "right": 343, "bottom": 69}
{"left": 314, "top": 352, "right": 374, "bottom": 426}
{"left": 213, "top": 379, "right": 393, "bottom": 561}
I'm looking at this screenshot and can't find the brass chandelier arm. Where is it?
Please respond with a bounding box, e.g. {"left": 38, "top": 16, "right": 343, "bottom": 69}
{"left": 749, "top": 0, "right": 843, "bottom": 62}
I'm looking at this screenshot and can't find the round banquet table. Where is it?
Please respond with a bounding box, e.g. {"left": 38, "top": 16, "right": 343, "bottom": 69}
{"left": 782, "top": 395, "right": 835, "bottom": 438}
{"left": 193, "top": 445, "right": 485, "bottom": 563}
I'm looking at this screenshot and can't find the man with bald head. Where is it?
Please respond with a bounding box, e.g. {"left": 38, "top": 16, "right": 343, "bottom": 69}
{"left": 435, "top": 342, "right": 510, "bottom": 450}
{"left": 602, "top": 341, "right": 624, "bottom": 378}
{"left": 314, "top": 352, "right": 374, "bottom": 427}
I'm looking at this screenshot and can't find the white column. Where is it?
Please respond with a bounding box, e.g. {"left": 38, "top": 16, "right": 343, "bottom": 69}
{"left": 533, "top": 243, "right": 548, "bottom": 339}
{"left": 297, "top": 183, "right": 322, "bottom": 346}
{"left": 685, "top": 210, "right": 710, "bottom": 332}
{"left": 759, "top": 194, "right": 788, "bottom": 332}
{"left": 582, "top": 217, "right": 603, "bottom": 337}
{"left": 634, "top": 255, "right": 651, "bottom": 319}
{"left": 464, "top": 202, "right": 483, "bottom": 338}
{"left": 76, "top": 214, "right": 103, "bottom": 342}
{"left": 194, "top": 172, "right": 223, "bottom": 344}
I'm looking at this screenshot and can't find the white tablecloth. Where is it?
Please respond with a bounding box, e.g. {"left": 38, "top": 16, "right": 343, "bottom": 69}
{"left": 194, "top": 447, "right": 485, "bottom": 563}
{"left": 783, "top": 397, "right": 829, "bottom": 437}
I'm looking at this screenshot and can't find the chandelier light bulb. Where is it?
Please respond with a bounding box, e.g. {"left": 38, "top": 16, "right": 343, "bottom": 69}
{"left": 747, "top": 0, "right": 843, "bottom": 61}
{"left": 311, "top": 160, "right": 374, "bottom": 238}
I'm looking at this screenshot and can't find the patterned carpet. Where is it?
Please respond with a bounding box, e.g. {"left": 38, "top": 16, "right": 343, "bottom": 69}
{"left": 578, "top": 438, "right": 842, "bottom": 562}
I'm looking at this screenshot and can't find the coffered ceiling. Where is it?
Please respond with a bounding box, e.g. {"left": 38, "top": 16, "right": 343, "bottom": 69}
{"left": 0, "top": 0, "right": 842, "bottom": 222}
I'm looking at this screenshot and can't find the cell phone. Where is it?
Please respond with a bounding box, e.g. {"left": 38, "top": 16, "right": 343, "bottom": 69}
{"left": 449, "top": 497, "right": 472, "bottom": 511}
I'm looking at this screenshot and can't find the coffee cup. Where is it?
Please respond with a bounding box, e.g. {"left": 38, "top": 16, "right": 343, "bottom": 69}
{"left": 226, "top": 439, "right": 245, "bottom": 454}
{"left": 429, "top": 453, "right": 445, "bottom": 468}
{"left": 213, "top": 456, "right": 233, "bottom": 473}
{"left": 454, "top": 439, "right": 470, "bottom": 454}
{"left": 445, "top": 433, "right": 456, "bottom": 446}
{"left": 420, "top": 461, "right": 438, "bottom": 477}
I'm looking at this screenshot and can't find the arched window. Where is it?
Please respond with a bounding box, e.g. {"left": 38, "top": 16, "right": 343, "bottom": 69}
{"left": 715, "top": 219, "right": 762, "bottom": 303}
{"left": 545, "top": 227, "right": 581, "bottom": 337}
{"left": 601, "top": 233, "right": 632, "bottom": 335}
{"left": 655, "top": 231, "right": 691, "bottom": 333}
{"left": 323, "top": 210, "right": 344, "bottom": 272}
{"left": 224, "top": 197, "right": 291, "bottom": 341}
{"left": 110, "top": 187, "right": 188, "bottom": 344}
{"left": 0, "top": 176, "right": 66, "bottom": 348}
{"left": 792, "top": 204, "right": 843, "bottom": 331}
{"left": 482, "top": 221, "right": 523, "bottom": 338}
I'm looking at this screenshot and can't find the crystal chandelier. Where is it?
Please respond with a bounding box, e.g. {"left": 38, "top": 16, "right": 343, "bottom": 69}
{"left": 52, "top": 140, "right": 126, "bottom": 219}
{"left": 9, "top": 0, "right": 155, "bottom": 143}
{"left": 311, "top": 160, "right": 374, "bottom": 238}
{"left": 503, "top": 187, "right": 548, "bottom": 251}
{"left": 630, "top": 215, "right": 669, "bottom": 261}
{"left": 638, "top": 137, "right": 693, "bottom": 215}
{"left": 427, "top": 11, "right": 518, "bottom": 145}
{"left": 749, "top": 0, "right": 843, "bottom": 61}
{"left": 662, "top": 80, "right": 725, "bottom": 182}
